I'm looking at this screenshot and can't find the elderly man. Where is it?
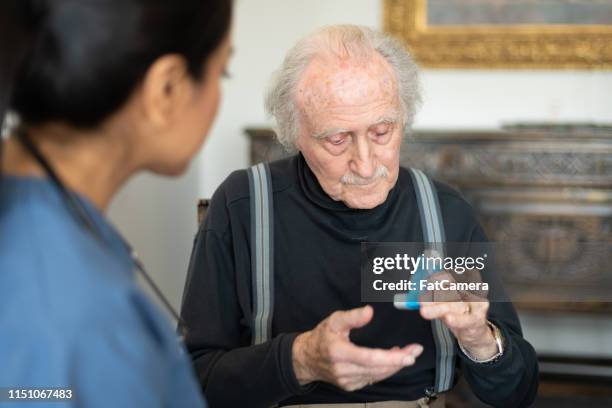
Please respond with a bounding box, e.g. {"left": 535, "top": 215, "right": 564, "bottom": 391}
{"left": 181, "top": 25, "right": 538, "bottom": 407}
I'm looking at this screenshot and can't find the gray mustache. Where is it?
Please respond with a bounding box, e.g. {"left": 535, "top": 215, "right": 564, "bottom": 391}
{"left": 341, "top": 165, "right": 389, "bottom": 185}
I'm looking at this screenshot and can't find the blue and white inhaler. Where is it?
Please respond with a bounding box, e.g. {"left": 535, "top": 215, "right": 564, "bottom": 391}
{"left": 393, "top": 249, "right": 442, "bottom": 310}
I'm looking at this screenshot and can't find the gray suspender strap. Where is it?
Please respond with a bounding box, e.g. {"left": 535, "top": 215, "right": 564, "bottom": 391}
{"left": 247, "top": 163, "right": 275, "bottom": 345}
{"left": 409, "top": 168, "right": 456, "bottom": 394}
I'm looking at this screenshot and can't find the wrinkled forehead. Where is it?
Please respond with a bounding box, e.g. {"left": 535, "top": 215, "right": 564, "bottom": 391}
{"left": 295, "top": 53, "right": 399, "bottom": 118}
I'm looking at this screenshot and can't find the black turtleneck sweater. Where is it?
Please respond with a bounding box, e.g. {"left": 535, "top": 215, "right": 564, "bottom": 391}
{"left": 180, "top": 154, "right": 538, "bottom": 408}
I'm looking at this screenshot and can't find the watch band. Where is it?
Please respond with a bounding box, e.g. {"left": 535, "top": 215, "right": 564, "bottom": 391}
{"left": 458, "top": 321, "right": 505, "bottom": 364}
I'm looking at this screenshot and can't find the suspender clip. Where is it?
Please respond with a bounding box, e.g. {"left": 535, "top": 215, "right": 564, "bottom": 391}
{"left": 424, "top": 386, "right": 438, "bottom": 401}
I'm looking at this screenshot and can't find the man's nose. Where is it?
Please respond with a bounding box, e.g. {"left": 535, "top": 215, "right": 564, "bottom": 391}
{"left": 349, "top": 137, "right": 375, "bottom": 179}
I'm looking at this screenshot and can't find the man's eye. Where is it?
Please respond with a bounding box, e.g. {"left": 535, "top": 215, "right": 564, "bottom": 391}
{"left": 372, "top": 124, "right": 393, "bottom": 140}
{"left": 328, "top": 135, "right": 347, "bottom": 145}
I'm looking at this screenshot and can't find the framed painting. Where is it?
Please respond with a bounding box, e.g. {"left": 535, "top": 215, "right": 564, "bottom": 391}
{"left": 383, "top": 0, "right": 612, "bottom": 69}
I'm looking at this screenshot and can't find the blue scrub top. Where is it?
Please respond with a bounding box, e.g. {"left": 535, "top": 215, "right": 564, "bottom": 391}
{"left": 0, "top": 176, "right": 206, "bottom": 408}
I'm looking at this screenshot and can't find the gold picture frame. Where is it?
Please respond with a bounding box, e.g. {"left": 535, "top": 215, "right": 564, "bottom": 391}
{"left": 383, "top": 0, "right": 612, "bottom": 69}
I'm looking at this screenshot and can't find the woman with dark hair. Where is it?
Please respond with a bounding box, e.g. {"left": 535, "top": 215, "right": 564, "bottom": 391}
{"left": 0, "top": 0, "right": 232, "bottom": 406}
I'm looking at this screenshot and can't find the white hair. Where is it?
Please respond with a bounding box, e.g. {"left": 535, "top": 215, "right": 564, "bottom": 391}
{"left": 264, "top": 24, "right": 422, "bottom": 151}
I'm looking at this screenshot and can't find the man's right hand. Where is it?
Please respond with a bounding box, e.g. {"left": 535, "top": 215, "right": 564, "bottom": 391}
{"left": 291, "top": 305, "right": 423, "bottom": 391}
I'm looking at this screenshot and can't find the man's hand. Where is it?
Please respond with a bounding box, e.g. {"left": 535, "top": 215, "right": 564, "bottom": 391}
{"left": 292, "top": 305, "right": 423, "bottom": 391}
{"left": 419, "top": 271, "right": 498, "bottom": 361}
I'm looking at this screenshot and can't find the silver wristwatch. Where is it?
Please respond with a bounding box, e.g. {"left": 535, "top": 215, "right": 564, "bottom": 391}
{"left": 458, "top": 321, "right": 505, "bottom": 364}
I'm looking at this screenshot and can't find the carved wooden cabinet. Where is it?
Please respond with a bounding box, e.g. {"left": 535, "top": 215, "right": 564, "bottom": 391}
{"left": 400, "top": 126, "right": 612, "bottom": 313}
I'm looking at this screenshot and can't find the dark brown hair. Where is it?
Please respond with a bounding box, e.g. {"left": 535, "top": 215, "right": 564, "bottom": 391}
{"left": 0, "top": 0, "right": 232, "bottom": 128}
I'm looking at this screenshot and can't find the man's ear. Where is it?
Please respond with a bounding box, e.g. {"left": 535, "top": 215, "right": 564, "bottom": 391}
{"left": 138, "top": 54, "right": 191, "bottom": 128}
